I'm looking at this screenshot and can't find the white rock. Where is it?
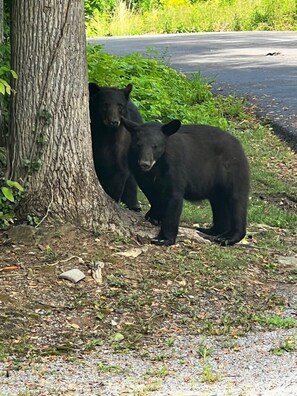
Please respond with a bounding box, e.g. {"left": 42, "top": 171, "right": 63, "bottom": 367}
{"left": 58, "top": 269, "right": 86, "bottom": 283}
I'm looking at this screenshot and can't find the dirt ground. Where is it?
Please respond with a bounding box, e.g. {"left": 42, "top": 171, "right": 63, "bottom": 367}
{"left": 0, "top": 207, "right": 297, "bottom": 395}
{"left": 0, "top": 211, "right": 296, "bottom": 356}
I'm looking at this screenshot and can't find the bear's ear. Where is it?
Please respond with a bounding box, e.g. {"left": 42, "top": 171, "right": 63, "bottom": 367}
{"left": 161, "top": 120, "right": 181, "bottom": 136}
{"left": 123, "top": 84, "right": 133, "bottom": 99}
{"left": 121, "top": 117, "right": 138, "bottom": 133}
{"left": 89, "top": 82, "right": 100, "bottom": 97}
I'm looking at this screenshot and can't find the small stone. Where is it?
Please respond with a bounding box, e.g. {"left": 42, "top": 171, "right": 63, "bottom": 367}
{"left": 58, "top": 269, "right": 86, "bottom": 283}
{"left": 276, "top": 256, "right": 297, "bottom": 273}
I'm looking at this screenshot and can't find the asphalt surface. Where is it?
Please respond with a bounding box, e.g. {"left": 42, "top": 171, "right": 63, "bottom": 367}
{"left": 89, "top": 31, "right": 297, "bottom": 151}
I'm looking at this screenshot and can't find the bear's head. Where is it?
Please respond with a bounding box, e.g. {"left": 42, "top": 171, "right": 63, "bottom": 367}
{"left": 122, "top": 118, "right": 181, "bottom": 172}
{"left": 89, "top": 83, "right": 132, "bottom": 129}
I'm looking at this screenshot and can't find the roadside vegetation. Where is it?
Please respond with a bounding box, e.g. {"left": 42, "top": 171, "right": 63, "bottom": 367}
{"left": 88, "top": 45, "right": 297, "bottom": 231}
{"left": 1, "top": 46, "right": 296, "bottom": 363}
{"left": 85, "top": 0, "right": 297, "bottom": 37}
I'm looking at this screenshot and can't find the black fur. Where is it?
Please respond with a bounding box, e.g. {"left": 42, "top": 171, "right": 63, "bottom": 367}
{"left": 122, "top": 117, "right": 250, "bottom": 246}
{"left": 89, "top": 83, "right": 142, "bottom": 211}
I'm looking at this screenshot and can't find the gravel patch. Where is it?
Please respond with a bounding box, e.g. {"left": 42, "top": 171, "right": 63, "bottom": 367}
{"left": 1, "top": 328, "right": 296, "bottom": 395}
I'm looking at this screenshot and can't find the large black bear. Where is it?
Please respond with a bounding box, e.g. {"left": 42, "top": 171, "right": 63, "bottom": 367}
{"left": 89, "top": 82, "right": 142, "bottom": 211}
{"left": 122, "top": 117, "right": 250, "bottom": 246}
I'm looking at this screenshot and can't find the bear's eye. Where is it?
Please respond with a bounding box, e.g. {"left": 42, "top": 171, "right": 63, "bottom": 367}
{"left": 118, "top": 104, "right": 124, "bottom": 112}
{"left": 152, "top": 144, "right": 157, "bottom": 149}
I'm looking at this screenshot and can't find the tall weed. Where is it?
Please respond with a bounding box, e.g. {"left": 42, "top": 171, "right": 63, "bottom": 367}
{"left": 86, "top": 0, "right": 297, "bottom": 36}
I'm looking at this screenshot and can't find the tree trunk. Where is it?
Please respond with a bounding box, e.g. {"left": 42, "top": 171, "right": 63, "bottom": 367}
{"left": 8, "top": 0, "right": 127, "bottom": 232}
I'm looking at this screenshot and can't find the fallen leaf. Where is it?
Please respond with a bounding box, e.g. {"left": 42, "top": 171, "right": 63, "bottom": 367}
{"left": 69, "top": 323, "right": 80, "bottom": 329}
{"left": 91, "top": 261, "right": 105, "bottom": 283}
{"left": 111, "top": 332, "right": 124, "bottom": 342}
{"left": 114, "top": 246, "right": 148, "bottom": 258}
{"left": 0, "top": 266, "right": 21, "bottom": 272}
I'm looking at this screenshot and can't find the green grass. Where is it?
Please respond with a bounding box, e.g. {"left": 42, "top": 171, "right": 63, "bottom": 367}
{"left": 86, "top": 0, "right": 297, "bottom": 37}
{"left": 254, "top": 315, "right": 297, "bottom": 329}
{"left": 97, "top": 361, "right": 123, "bottom": 373}
{"left": 196, "top": 338, "right": 214, "bottom": 359}
{"left": 201, "top": 363, "right": 220, "bottom": 383}
{"left": 270, "top": 336, "right": 296, "bottom": 356}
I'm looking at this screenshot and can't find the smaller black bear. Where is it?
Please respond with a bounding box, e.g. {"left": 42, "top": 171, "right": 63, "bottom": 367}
{"left": 122, "top": 117, "right": 250, "bottom": 246}
{"left": 89, "top": 82, "right": 142, "bottom": 211}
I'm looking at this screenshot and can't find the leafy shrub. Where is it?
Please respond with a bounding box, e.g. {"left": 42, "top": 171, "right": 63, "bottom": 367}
{"left": 0, "top": 180, "right": 24, "bottom": 229}
{"left": 0, "top": 66, "right": 17, "bottom": 95}
{"left": 85, "top": 0, "right": 297, "bottom": 36}
{"left": 0, "top": 53, "right": 19, "bottom": 228}
{"left": 85, "top": 0, "right": 117, "bottom": 17}
{"left": 85, "top": 0, "right": 160, "bottom": 16}
{"left": 87, "top": 45, "right": 234, "bottom": 129}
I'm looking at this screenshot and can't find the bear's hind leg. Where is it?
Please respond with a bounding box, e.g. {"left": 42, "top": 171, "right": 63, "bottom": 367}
{"left": 214, "top": 196, "right": 248, "bottom": 246}
{"left": 196, "top": 226, "right": 217, "bottom": 236}
{"left": 197, "top": 195, "right": 230, "bottom": 239}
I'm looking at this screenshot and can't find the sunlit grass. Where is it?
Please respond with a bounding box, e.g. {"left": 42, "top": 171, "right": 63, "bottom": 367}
{"left": 86, "top": 0, "right": 297, "bottom": 37}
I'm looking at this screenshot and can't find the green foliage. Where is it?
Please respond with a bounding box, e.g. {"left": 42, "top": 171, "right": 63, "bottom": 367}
{"left": 196, "top": 338, "right": 213, "bottom": 359}
{"left": 27, "top": 214, "right": 41, "bottom": 227}
{"left": 87, "top": 45, "right": 229, "bottom": 128}
{"left": 255, "top": 315, "right": 296, "bottom": 329}
{"left": 85, "top": 0, "right": 117, "bottom": 17}
{"left": 85, "top": 0, "right": 297, "bottom": 36}
{"left": 0, "top": 9, "right": 14, "bottom": 100}
{"left": 84, "top": 0, "right": 160, "bottom": 16}
{"left": 201, "top": 363, "right": 220, "bottom": 383}
{"left": 0, "top": 32, "right": 16, "bottom": 145}
{"left": 0, "top": 179, "right": 24, "bottom": 228}
{"left": 38, "top": 109, "right": 52, "bottom": 126}
{"left": 22, "top": 159, "right": 44, "bottom": 174}
{"left": 0, "top": 66, "right": 17, "bottom": 95}
{"left": 0, "top": 147, "right": 6, "bottom": 168}
{"left": 97, "top": 361, "right": 122, "bottom": 373}
{"left": 270, "top": 336, "right": 296, "bottom": 356}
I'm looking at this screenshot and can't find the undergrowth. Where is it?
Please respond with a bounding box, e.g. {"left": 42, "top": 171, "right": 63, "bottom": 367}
{"left": 86, "top": 0, "right": 297, "bottom": 37}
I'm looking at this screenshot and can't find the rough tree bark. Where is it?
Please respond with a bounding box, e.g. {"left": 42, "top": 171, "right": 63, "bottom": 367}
{"left": 7, "top": 0, "right": 129, "bottom": 232}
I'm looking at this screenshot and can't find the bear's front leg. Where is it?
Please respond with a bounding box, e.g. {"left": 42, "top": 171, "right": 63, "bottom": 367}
{"left": 145, "top": 207, "right": 163, "bottom": 226}
{"left": 144, "top": 195, "right": 166, "bottom": 226}
{"left": 151, "top": 194, "right": 183, "bottom": 246}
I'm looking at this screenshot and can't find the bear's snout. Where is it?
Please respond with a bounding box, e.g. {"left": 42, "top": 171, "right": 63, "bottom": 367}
{"left": 106, "top": 119, "right": 121, "bottom": 128}
{"left": 139, "top": 160, "right": 155, "bottom": 172}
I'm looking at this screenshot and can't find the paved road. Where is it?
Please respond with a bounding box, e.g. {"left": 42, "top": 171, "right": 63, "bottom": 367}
{"left": 89, "top": 31, "right": 297, "bottom": 150}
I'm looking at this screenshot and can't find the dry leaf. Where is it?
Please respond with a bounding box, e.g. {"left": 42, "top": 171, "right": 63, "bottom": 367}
{"left": 91, "top": 261, "right": 105, "bottom": 284}
{"left": 114, "top": 246, "right": 148, "bottom": 258}
{"left": 0, "top": 266, "right": 21, "bottom": 272}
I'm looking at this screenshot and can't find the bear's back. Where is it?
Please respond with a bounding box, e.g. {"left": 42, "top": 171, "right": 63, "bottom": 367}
{"left": 164, "top": 124, "right": 249, "bottom": 200}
